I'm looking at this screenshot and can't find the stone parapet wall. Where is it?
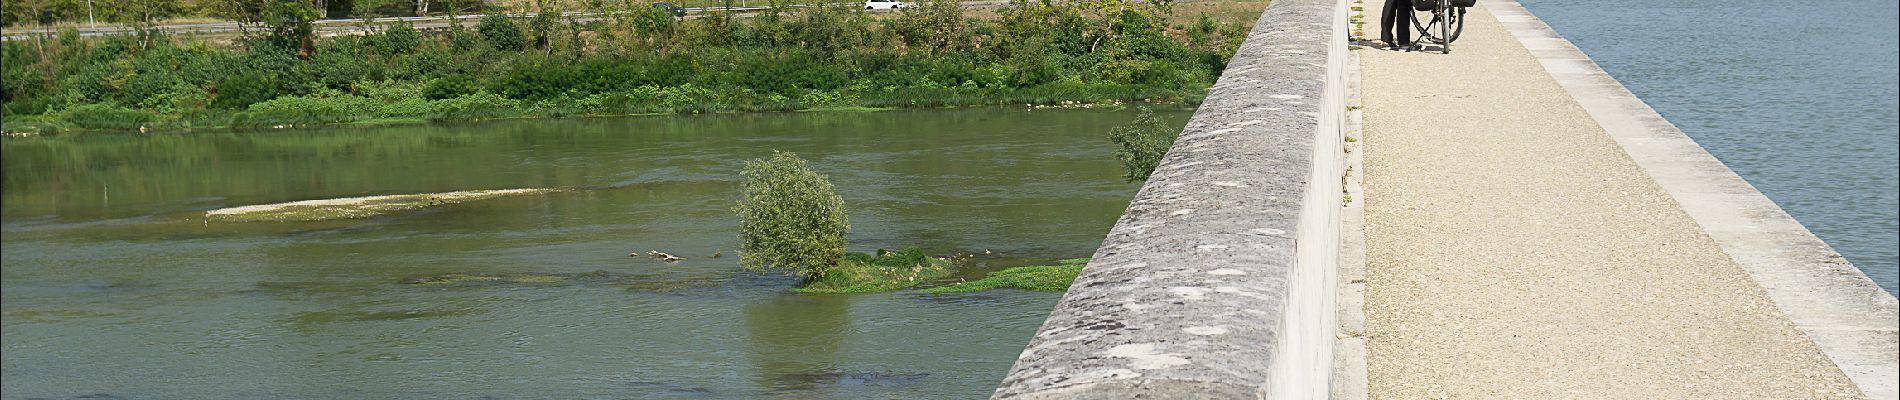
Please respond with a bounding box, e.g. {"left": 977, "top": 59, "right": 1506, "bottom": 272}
{"left": 991, "top": 0, "right": 1348, "bottom": 397}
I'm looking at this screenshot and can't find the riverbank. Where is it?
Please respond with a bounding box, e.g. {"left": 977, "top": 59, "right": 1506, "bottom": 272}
{"left": 1, "top": 0, "right": 1261, "bottom": 136}
{"left": 1, "top": 90, "right": 1182, "bottom": 137}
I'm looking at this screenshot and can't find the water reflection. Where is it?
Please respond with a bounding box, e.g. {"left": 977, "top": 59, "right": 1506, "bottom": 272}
{"left": 1, "top": 108, "right": 1182, "bottom": 398}
{"left": 744, "top": 293, "right": 851, "bottom": 397}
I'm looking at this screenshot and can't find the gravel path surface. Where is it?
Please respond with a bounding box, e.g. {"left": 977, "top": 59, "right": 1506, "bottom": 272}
{"left": 1357, "top": 1, "right": 1866, "bottom": 398}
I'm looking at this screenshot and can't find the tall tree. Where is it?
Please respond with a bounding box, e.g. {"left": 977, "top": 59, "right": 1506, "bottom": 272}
{"left": 263, "top": 0, "right": 317, "bottom": 58}
{"left": 110, "top": 0, "right": 184, "bottom": 49}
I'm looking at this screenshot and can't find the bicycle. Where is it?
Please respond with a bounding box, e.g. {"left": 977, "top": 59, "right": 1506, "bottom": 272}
{"left": 1410, "top": 0, "right": 1472, "bottom": 54}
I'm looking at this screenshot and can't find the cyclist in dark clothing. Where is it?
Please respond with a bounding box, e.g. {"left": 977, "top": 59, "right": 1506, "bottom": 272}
{"left": 1381, "top": 0, "right": 1415, "bottom": 51}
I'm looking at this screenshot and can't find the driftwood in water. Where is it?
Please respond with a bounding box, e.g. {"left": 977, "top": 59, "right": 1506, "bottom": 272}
{"left": 631, "top": 250, "right": 685, "bottom": 262}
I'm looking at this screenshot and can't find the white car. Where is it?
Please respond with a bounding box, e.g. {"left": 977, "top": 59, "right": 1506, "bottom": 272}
{"left": 864, "top": 0, "right": 905, "bottom": 10}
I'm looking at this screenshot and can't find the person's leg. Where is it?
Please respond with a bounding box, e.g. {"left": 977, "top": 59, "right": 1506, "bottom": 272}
{"left": 1380, "top": 0, "right": 1399, "bottom": 48}
{"left": 1395, "top": 0, "right": 1414, "bottom": 48}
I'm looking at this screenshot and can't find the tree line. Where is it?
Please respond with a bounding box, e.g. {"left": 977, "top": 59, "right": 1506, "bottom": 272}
{"left": 1, "top": 0, "right": 1253, "bottom": 133}
{"left": 3, "top": 0, "right": 483, "bottom": 27}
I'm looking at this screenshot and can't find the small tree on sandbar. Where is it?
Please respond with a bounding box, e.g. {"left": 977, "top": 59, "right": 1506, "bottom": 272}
{"left": 736, "top": 151, "right": 850, "bottom": 279}
{"left": 1108, "top": 107, "right": 1179, "bottom": 182}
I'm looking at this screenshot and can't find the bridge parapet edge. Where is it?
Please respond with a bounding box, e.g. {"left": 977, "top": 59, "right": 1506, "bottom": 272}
{"left": 991, "top": 0, "right": 1348, "bottom": 398}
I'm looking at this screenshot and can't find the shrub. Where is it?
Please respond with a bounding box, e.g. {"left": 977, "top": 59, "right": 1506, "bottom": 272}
{"left": 423, "top": 74, "right": 480, "bottom": 100}
{"left": 60, "top": 104, "right": 156, "bottom": 130}
{"left": 138, "top": 82, "right": 212, "bottom": 115}
{"left": 430, "top": 91, "right": 522, "bottom": 121}
{"left": 229, "top": 92, "right": 379, "bottom": 127}
{"left": 1108, "top": 107, "right": 1178, "bottom": 182}
{"left": 658, "top": 84, "right": 719, "bottom": 108}
{"left": 890, "top": 0, "right": 970, "bottom": 55}
{"left": 213, "top": 72, "right": 281, "bottom": 109}
{"left": 478, "top": 14, "right": 527, "bottom": 51}
{"left": 379, "top": 97, "right": 434, "bottom": 117}
{"left": 354, "top": 79, "right": 424, "bottom": 102}
{"left": 736, "top": 151, "right": 849, "bottom": 278}
{"left": 262, "top": 0, "right": 318, "bottom": 55}
{"left": 375, "top": 22, "right": 421, "bottom": 55}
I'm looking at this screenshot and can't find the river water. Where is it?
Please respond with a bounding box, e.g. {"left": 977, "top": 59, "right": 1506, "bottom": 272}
{"left": 1520, "top": 0, "right": 1900, "bottom": 294}
{"left": 0, "top": 108, "right": 1182, "bottom": 399}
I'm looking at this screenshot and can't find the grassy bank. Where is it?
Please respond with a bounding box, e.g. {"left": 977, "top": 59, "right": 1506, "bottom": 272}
{"left": 920, "top": 258, "right": 1087, "bottom": 293}
{"left": 791, "top": 251, "right": 1089, "bottom": 294}
{"left": 792, "top": 248, "right": 958, "bottom": 294}
{"left": 1, "top": 0, "right": 1260, "bottom": 135}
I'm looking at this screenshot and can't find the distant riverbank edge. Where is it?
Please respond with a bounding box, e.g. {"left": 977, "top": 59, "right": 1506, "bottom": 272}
{"left": 2, "top": 0, "right": 1265, "bottom": 136}
{"left": 1, "top": 83, "right": 1202, "bottom": 136}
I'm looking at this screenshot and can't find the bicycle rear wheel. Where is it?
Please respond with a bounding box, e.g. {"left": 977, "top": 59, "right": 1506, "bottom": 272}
{"left": 1446, "top": 7, "right": 1466, "bottom": 43}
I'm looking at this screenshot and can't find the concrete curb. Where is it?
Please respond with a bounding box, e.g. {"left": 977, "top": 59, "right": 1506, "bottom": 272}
{"left": 1332, "top": 2, "right": 1369, "bottom": 397}
{"left": 989, "top": 0, "right": 1351, "bottom": 397}
{"left": 1486, "top": 1, "right": 1900, "bottom": 398}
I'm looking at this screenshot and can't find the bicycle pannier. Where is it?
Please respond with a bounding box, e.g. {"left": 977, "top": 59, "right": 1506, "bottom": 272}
{"left": 1413, "top": 0, "right": 1476, "bottom": 11}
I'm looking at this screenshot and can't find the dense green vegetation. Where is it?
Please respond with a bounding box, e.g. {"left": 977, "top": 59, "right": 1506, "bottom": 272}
{"left": 735, "top": 152, "right": 1063, "bottom": 294}
{"left": 2, "top": 0, "right": 492, "bottom": 26}
{"left": 918, "top": 258, "right": 1087, "bottom": 293}
{"left": 1, "top": 0, "right": 1250, "bottom": 133}
{"left": 793, "top": 248, "right": 956, "bottom": 294}
{"left": 1108, "top": 107, "right": 1179, "bottom": 181}
{"left": 736, "top": 151, "right": 851, "bottom": 279}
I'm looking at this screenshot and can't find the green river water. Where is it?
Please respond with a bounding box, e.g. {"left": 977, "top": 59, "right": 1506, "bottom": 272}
{"left": 0, "top": 108, "right": 1184, "bottom": 399}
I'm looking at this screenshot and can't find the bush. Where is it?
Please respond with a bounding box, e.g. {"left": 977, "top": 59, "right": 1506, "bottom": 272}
{"left": 1108, "top": 107, "right": 1178, "bottom": 182}
{"left": 423, "top": 74, "right": 480, "bottom": 100}
{"left": 478, "top": 14, "right": 527, "bottom": 51}
{"left": 60, "top": 104, "right": 156, "bottom": 130}
{"left": 213, "top": 73, "right": 281, "bottom": 110}
{"left": 890, "top": 0, "right": 971, "bottom": 55}
{"left": 229, "top": 92, "right": 379, "bottom": 127}
{"left": 262, "top": 0, "right": 318, "bottom": 54}
{"left": 138, "top": 82, "right": 212, "bottom": 115}
{"left": 736, "top": 151, "right": 850, "bottom": 278}
{"left": 375, "top": 22, "right": 421, "bottom": 55}
{"left": 430, "top": 91, "right": 522, "bottom": 121}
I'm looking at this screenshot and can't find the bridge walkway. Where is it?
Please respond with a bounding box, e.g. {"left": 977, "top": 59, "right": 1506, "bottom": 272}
{"left": 1357, "top": 0, "right": 1868, "bottom": 397}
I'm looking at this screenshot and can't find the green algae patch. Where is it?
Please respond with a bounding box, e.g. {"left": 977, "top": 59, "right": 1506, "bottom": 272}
{"left": 792, "top": 248, "right": 956, "bottom": 294}
{"left": 918, "top": 258, "right": 1089, "bottom": 293}
{"left": 206, "top": 188, "right": 560, "bottom": 222}
{"left": 401, "top": 270, "right": 614, "bottom": 287}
